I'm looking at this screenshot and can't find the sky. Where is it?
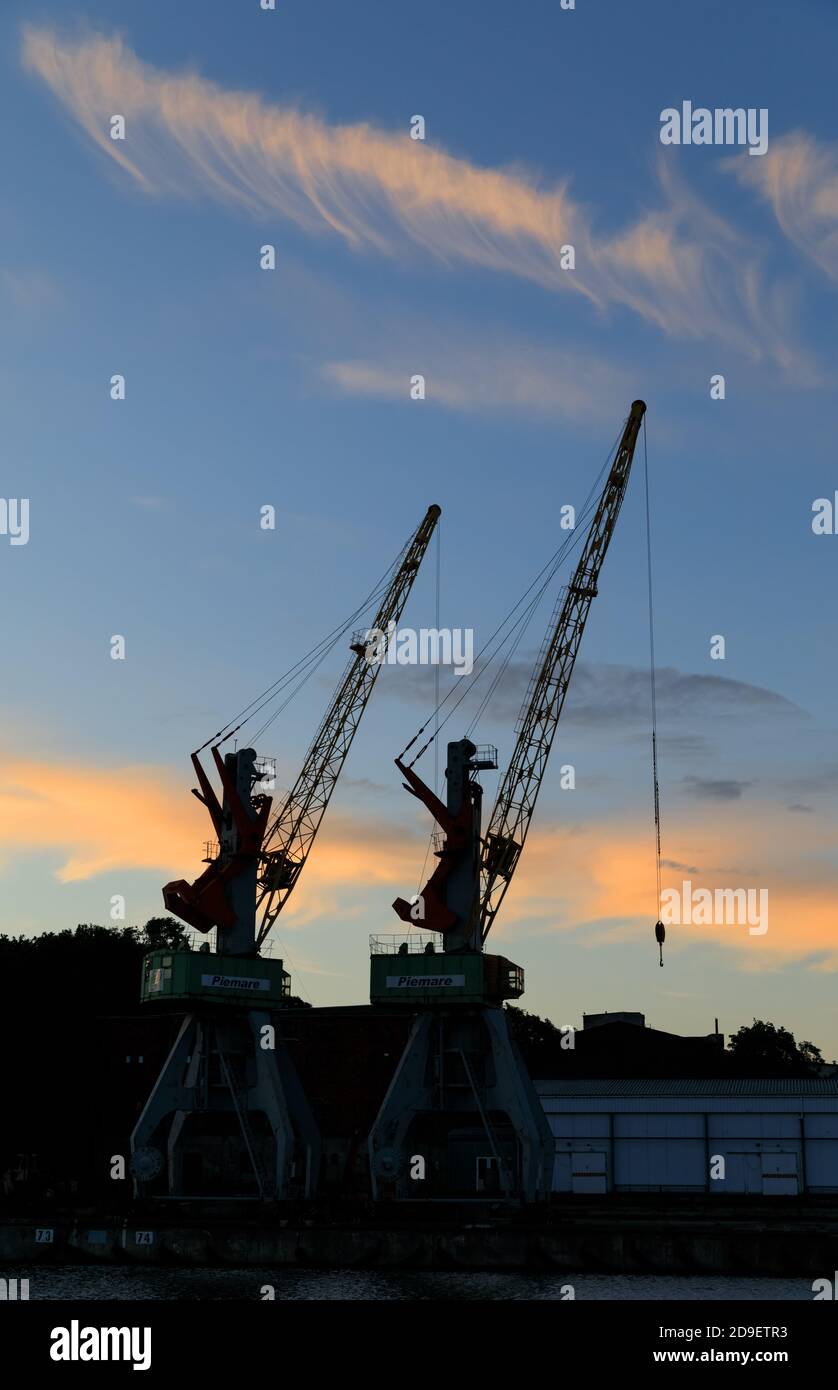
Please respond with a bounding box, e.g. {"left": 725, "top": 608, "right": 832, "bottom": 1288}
{"left": 2, "top": 0, "right": 838, "bottom": 1054}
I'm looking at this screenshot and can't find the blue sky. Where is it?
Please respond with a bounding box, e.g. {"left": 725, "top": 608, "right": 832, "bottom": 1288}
{"left": 2, "top": 0, "right": 838, "bottom": 1054}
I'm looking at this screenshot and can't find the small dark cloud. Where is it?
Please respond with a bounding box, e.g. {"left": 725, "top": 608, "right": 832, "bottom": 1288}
{"left": 787, "top": 802, "right": 814, "bottom": 814}
{"left": 783, "top": 765, "right": 838, "bottom": 795}
{"left": 661, "top": 858, "right": 700, "bottom": 875}
{"left": 373, "top": 660, "right": 804, "bottom": 736}
{"left": 682, "top": 775, "right": 753, "bottom": 801}
{"left": 563, "top": 664, "right": 803, "bottom": 728}
{"left": 655, "top": 733, "right": 712, "bottom": 758}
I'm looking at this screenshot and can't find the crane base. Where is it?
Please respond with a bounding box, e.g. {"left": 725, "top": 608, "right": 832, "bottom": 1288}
{"left": 367, "top": 1005, "right": 553, "bottom": 1202}
{"left": 130, "top": 1009, "right": 320, "bottom": 1201}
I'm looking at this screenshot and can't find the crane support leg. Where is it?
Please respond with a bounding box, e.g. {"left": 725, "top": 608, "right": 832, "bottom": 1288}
{"left": 482, "top": 1007, "right": 554, "bottom": 1200}
{"left": 368, "top": 1007, "right": 553, "bottom": 1202}
{"left": 131, "top": 1009, "right": 321, "bottom": 1200}
{"left": 132, "top": 748, "right": 321, "bottom": 1201}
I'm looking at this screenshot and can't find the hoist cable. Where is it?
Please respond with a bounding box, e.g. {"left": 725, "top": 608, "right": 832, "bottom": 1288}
{"left": 398, "top": 428, "right": 622, "bottom": 767}
{"left": 403, "top": 495, "right": 598, "bottom": 764}
{"left": 216, "top": 583, "right": 388, "bottom": 751}
{"left": 249, "top": 631, "right": 347, "bottom": 745}
{"left": 412, "top": 521, "right": 443, "bottom": 928}
{"left": 402, "top": 557, "right": 562, "bottom": 766}
{"left": 434, "top": 517, "right": 441, "bottom": 801}
{"left": 193, "top": 546, "right": 406, "bottom": 754}
{"left": 466, "top": 589, "right": 541, "bottom": 737}
{"left": 643, "top": 415, "right": 663, "bottom": 916}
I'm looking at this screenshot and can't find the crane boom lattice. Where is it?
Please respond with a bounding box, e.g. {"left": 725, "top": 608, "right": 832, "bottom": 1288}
{"left": 478, "top": 401, "right": 646, "bottom": 942}
{"left": 256, "top": 504, "right": 440, "bottom": 947}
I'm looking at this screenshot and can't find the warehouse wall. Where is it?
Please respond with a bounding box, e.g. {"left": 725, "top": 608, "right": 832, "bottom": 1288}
{"left": 539, "top": 1092, "right": 838, "bottom": 1195}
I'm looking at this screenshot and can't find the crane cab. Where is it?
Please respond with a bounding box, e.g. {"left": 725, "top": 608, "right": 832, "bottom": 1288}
{"left": 140, "top": 948, "right": 290, "bottom": 1007}
{"left": 369, "top": 933, "right": 524, "bottom": 1006}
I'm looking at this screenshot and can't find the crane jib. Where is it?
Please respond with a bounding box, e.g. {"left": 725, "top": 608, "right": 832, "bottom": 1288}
{"left": 479, "top": 401, "right": 646, "bottom": 941}
{"left": 255, "top": 503, "right": 441, "bottom": 948}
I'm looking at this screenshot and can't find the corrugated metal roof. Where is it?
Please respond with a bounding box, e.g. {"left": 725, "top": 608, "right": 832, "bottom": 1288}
{"left": 535, "top": 1078, "right": 838, "bottom": 1097}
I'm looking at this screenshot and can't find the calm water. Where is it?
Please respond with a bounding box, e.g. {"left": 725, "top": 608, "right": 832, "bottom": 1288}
{"left": 5, "top": 1267, "right": 815, "bottom": 1300}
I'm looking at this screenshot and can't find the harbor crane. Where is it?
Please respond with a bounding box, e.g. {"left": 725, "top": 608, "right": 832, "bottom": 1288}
{"left": 132, "top": 503, "right": 440, "bottom": 1202}
{"left": 368, "top": 402, "right": 646, "bottom": 1202}
{"left": 161, "top": 504, "right": 441, "bottom": 954}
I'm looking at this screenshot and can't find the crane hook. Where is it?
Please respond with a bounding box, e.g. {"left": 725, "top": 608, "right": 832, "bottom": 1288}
{"left": 654, "top": 919, "right": 665, "bottom": 967}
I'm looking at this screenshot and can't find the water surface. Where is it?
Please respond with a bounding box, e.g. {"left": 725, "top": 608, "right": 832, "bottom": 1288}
{"left": 7, "top": 1268, "right": 815, "bottom": 1300}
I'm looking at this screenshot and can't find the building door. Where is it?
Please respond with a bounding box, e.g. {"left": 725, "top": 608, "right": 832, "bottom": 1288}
{"left": 724, "top": 1152, "right": 762, "bottom": 1193}
{"left": 571, "top": 1151, "right": 607, "bottom": 1194}
{"left": 762, "top": 1153, "right": 798, "bottom": 1196}
{"left": 552, "top": 1150, "right": 571, "bottom": 1193}
{"left": 476, "top": 1156, "right": 501, "bottom": 1193}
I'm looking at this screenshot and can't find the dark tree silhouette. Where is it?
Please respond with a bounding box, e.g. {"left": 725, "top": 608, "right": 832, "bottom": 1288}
{"left": 142, "top": 916, "right": 192, "bottom": 952}
{"left": 505, "top": 1005, "right": 566, "bottom": 1074}
{"left": 0, "top": 921, "right": 310, "bottom": 1207}
{"left": 727, "top": 1019, "right": 828, "bottom": 1077}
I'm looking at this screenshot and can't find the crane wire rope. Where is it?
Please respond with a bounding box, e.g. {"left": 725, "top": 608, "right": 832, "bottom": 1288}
{"left": 398, "top": 425, "right": 624, "bottom": 769}
{"left": 434, "top": 516, "right": 441, "bottom": 802}
{"left": 193, "top": 543, "right": 409, "bottom": 754}
{"left": 643, "top": 415, "right": 664, "bottom": 962}
{"left": 466, "top": 584, "right": 547, "bottom": 738}
{"left": 412, "top": 518, "right": 443, "bottom": 927}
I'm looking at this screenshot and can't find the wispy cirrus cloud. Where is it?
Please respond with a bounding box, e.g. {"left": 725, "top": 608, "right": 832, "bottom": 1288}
{"left": 2, "top": 267, "right": 63, "bottom": 314}
{"left": 322, "top": 335, "right": 635, "bottom": 422}
{"left": 129, "top": 495, "right": 169, "bottom": 510}
{"left": 22, "top": 27, "right": 803, "bottom": 370}
{"left": 682, "top": 775, "right": 752, "bottom": 802}
{"left": 734, "top": 132, "right": 838, "bottom": 281}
